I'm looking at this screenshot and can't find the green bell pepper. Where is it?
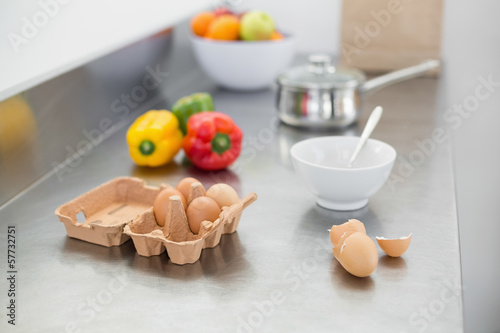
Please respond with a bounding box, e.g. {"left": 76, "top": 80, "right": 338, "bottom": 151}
{"left": 172, "top": 92, "right": 214, "bottom": 135}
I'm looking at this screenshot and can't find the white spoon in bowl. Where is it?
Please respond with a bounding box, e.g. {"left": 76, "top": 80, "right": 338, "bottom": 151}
{"left": 348, "top": 106, "right": 384, "bottom": 168}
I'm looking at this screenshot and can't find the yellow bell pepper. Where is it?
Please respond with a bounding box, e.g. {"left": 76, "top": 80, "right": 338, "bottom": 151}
{"left": 126, "top": 110, "right": 183, "bottom": 167}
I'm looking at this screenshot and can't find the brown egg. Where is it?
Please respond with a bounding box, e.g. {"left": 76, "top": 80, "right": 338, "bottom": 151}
{"left": 329, "top": 219, "right": 366, "bottom": 246}
{"left": 153, "top": 188, "right": 187, "bottom": 227}
{"left": 186, "top": 196, "right": 220, "bottom": 234}
{"left": 376, "top": 234, "right": 412, "bottom": 257}
{"left": 176, "top": 177, "right": 205, "bottom": 200}
{"left": 336, "top": 232, "right": 378, "bottom": 278}
{"left": 206, "top": 183, "right": 239, "bottom": 208}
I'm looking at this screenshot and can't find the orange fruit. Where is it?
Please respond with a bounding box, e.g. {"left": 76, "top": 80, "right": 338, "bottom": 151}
{"left": 205, "top": 15, "right": 240, "bottom": 41}
{"left": 191, "top": 12, "right": 215, "bottom": 37}
{"left": 271, "top": 31, "right": 284, "bottom": 40}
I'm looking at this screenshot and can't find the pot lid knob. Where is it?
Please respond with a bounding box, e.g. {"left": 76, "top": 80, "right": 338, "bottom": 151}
{"left": 307, "top": 54, "right": 335, "bottom": 74}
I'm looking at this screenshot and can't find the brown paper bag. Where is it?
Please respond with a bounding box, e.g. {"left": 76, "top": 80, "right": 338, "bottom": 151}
{"left": 339, "top": 0, "right": 443, "bottom": 74}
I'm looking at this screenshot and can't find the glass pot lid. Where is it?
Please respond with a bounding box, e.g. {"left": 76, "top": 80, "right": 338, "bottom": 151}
{"left": 277, "top": 54, "right": 366, "bottom": 90}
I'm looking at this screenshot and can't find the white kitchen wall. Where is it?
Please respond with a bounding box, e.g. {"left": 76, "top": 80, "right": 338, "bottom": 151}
{"left": 0, "top": 0, "right": 213, "bottom": 101}
{"left": 237, "top": 0, "right": 342, "bottom": 56}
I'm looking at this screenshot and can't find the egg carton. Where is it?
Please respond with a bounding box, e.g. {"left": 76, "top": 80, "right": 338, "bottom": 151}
{"left": 55, "top": 177, "right": 164, "bottom": 247}
{"left": 123, "top": 192, "right": 257, "bottom": 265}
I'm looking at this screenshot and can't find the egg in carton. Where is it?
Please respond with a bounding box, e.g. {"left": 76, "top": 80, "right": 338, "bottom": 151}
{"left": 123, "top": 182, "right": 257, "bottom": 265}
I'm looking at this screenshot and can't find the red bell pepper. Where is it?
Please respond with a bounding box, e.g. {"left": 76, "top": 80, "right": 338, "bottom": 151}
{"left": 183, "top": 112, "right": 243, "bottom": 171}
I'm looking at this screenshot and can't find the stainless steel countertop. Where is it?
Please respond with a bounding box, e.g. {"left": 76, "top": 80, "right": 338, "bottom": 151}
{"left": 0, "top": 25, "right": 462, "bottom": 333}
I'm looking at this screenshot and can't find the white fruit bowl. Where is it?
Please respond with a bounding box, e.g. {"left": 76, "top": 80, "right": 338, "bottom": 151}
{"left": 189, "top": 33, "right": 296, "bottom": 91}
{"left": 291, "top": 136, "right": 396, "bottom": 211}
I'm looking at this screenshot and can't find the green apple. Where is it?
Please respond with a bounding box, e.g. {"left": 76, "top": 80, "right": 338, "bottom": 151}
{"left": 240, "top": 11, "right": 275, "bottom": 41}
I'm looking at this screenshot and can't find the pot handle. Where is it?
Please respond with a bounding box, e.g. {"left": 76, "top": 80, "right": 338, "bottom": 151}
{"left": 359, "top": 60, "right": 440, "bottom": 95}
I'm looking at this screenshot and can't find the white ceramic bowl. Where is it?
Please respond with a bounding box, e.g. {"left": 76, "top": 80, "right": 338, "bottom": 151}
{"left": 189, "top": 33, "right": 296, "bottom": 91}
{"left": 291, "top": 136, "right": 396, "bottom": 211}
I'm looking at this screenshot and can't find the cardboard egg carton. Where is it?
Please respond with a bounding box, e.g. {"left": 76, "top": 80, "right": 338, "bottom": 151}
{"left": 55, "top": 177, "right": 164, "bottom": 247}
{"left": 55, "top": 177, "right": 257, "bottom": 265}
{"left": 123, "top": 191, "right": 257, "bottom": 265}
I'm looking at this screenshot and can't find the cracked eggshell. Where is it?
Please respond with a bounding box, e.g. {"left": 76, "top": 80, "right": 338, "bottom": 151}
{"left": 332, "top": 230, "right": 357, "bottom": 259}
{"left": 376, "top": 234, "right": 412, "bottom": 257}
{"left": 329, "top": 219, "right": 366, "bottom": 246}
{"left": 336, "top": 232, "right": 378, "bottom": 278}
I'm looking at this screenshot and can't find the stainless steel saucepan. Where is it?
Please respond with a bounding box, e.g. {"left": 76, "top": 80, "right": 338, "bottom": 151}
{"left": 276, "top": 54, "right": 440, "bottom": 128}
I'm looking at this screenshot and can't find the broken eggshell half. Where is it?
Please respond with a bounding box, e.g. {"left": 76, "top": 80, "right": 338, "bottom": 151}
{"left": 329, "top": 219, "right": 366, "bottom": 246}
{"left": 329, "top": 219, "right": 377, "bottom": 278}
{"left": 376, "top": 233, "right": 412, "bottom": 257}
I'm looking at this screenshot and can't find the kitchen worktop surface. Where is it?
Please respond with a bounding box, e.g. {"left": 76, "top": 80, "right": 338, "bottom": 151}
{"left": 0, "top": 24, "right": 463, "bottom": 331}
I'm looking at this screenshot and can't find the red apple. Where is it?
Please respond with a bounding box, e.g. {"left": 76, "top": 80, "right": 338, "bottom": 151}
{"left": 237, "top": 11, "right": 247, "bottom": 20}
{"left": 214, "top": 7, "right": 233, "bottom": 17}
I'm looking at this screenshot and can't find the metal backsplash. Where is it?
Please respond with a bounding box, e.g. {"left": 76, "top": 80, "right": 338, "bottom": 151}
{"left": 0, "top": 20, "right": 211, "bottom": 207}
